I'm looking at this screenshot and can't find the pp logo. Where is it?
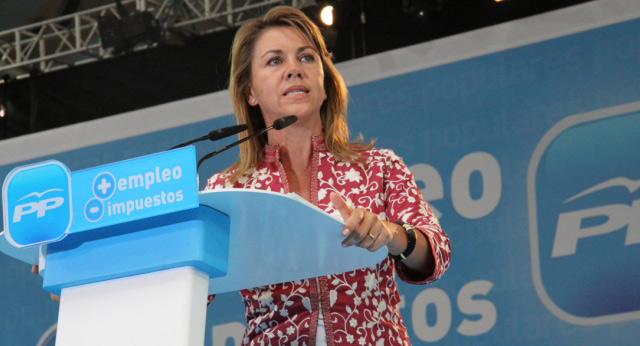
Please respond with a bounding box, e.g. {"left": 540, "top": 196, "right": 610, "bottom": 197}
{"left": 84, "top": 172, "right": 116, "bottom": 222}
{"left": 2, "top": 160, "right": 73, "bottom": 247}
{"left": 528, "top": 105, "right": 640, "bottom": 325}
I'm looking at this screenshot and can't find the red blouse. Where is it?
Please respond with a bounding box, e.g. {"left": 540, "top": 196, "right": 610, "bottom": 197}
{"left": 205, "top": 136, "right": 450, "bottom": 346}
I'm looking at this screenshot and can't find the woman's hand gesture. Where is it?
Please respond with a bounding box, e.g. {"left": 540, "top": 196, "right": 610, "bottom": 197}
{"left": 330, "top": 192, "right": 406, "bottom": 254}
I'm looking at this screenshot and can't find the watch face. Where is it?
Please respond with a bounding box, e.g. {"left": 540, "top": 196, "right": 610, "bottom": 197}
{"left": 395, "top": 221, "right": 412, "bottom": 232}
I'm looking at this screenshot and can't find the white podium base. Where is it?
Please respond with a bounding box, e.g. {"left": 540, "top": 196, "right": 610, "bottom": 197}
{"left": 55, "top": 267, "right": 209, "bottom": 346}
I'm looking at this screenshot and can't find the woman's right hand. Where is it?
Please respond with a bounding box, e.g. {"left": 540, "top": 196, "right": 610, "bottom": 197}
{"left": 31, "top": 265, "right": 60, "bottom": 302}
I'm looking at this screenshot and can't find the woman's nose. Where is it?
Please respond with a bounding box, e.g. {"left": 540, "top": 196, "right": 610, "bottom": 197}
{"left": 287, "top": 71, "right": 302, "bottom": 79}
{"left": 285, "top": 62, "right": 303, "bottom": 79}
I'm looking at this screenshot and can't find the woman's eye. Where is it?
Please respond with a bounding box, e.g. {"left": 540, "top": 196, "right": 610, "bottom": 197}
{"left": 301, "top": 54, "right": 315, "bottom": 63}
{"left": 267, "top": 57, "right": 282, "bottom": 65}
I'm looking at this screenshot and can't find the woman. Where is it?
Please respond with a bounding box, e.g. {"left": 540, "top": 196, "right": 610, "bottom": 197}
{"left": 206, "top": 6, "right": 450, "bottom": 345}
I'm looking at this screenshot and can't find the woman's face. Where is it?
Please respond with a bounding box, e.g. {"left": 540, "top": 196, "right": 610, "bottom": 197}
{"left": 246, "top": 26, "right": 326, "bottom": 126}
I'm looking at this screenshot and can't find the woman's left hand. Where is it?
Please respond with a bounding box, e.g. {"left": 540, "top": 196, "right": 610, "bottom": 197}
{"left": 330, "top": 192, "right": 403, "bottom": 252}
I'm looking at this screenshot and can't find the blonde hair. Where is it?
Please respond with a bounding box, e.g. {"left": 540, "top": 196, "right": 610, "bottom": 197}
{"left": 227, "top": 5, "right": 372, "bottom": 181}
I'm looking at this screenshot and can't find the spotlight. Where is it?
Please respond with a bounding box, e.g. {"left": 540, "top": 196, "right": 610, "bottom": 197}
{"left": 302, "top": 3, "right": 338, "bottom": 48}
{"left": 0, "top": 105, "right": 5, "bottom": 118}
{"left": 402, "top": 0, "right": 432, "bottom": 24}
{"left": 320, "top": 5, "right": 334, "bottom": 26}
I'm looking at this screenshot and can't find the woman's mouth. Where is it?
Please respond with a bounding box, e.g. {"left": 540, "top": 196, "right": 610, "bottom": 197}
{"left": 283, "top": 86, "right": 310, "bottom": 96}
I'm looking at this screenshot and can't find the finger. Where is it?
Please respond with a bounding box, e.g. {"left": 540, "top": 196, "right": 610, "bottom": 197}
{"left": 32, "top": 264, "right": 39, "bottom": 275}
{"left": 360, "top": 231, "right": 378, "bottom": 249}
{"left": 342, "top": 229, "right": 361, "bottom": 247}
{"left": 344, "top": 208, "right": 366, "bottom": 236}
{"left": 354, "top": 213, "right": 378, "bottom": 248}
{"left": 341, "top": 208, "right": 365, "bottom": 245}
{"left": 330, "top": 192, "right": 352, "bottom": 235}
{"left": 367, "top": 223, "right": 390, "bottom": 252}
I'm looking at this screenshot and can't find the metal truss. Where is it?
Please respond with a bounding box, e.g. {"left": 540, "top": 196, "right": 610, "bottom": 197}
{"left": 0, "top": 0, "right": 315, "bottom": 80}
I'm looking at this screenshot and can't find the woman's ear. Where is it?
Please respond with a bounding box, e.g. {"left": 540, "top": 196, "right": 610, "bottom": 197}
{"left": 245, "top": 86, "right": 258, "bottom": 106}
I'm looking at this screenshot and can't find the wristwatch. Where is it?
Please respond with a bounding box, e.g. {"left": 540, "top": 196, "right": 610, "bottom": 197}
{"left": 389, "top": 222, "right": 417, "bottom": 261}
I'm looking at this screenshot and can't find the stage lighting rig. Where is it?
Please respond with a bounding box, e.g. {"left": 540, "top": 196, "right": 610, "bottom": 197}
{"left": 98, "top": 0, "right": 161, "bottom": 54}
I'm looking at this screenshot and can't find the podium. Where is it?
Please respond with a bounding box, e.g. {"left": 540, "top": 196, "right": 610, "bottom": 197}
{"left": 0, "top": 147, "right": 386, "bottom": 346}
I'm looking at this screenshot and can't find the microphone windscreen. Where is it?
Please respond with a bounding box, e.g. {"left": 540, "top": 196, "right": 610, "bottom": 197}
{"left": 272, "top": 115, "right": 298, "bottom": 130}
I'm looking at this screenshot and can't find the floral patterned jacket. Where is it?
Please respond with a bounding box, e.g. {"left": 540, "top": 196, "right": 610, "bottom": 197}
{"left": 205, "top": 136, "right": 451, "bottom": 346}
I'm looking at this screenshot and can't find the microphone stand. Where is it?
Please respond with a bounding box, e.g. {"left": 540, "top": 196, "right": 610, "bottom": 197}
{"left": 197, "top": 127, "right": 269, "bottom": 170}
{"left": 196, "top": 115, "right": 297, "bottom": 171}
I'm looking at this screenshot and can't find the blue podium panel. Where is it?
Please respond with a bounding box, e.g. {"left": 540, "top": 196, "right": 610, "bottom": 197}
{"left": 200, "top": 189, "right": 388, "bottom": 294}
{"left": 1, "top": 147, "right": 199, "bottom": 249}
{"left": 43, "top": 206, "right": 229, "bottom": 295}
{"left": 69, "top": 147, "right": 199, "bottom": 234}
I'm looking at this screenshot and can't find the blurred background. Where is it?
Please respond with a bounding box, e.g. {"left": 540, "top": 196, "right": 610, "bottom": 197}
{"left": 0, "top": 0, "right": 592, "bottom": 141}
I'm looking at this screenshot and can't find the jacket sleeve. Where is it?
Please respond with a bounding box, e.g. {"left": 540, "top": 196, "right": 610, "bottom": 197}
{"left": 381, "top": 150, "right": 451, "bottom": 284}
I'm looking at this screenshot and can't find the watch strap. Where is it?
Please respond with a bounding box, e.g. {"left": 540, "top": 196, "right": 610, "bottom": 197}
{"left": 390, "top": 222, "right": 417, "bottom": 261}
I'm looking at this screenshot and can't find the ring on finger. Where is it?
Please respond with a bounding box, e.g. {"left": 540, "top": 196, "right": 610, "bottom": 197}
{"left": 368, "top": 233, "right": 377, "bottom": 241}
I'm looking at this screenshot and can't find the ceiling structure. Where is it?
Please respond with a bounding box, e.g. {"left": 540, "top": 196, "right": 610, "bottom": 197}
{"left": 0, "top": 0, "right": 316, "bottom": 79}
{"left": 0, "top": 0, "right": 593, "bottom": 141}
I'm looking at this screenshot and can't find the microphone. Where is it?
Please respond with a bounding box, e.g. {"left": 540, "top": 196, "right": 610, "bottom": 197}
{"left": 272, "top": 115, "right": 297, "bottom": 130}
{"left": 197, "top": 115, "right": 298, "bottom": 170}
{"left": 171, "top": 124, "right": 249, "bottom": 149}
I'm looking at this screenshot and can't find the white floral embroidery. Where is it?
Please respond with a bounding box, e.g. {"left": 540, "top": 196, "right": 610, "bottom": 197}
{"left": 318, "top": 188, "right": 327, "bottom": 202}
{"left": 330, "top": 290, "right": 338, "bottom": 307}
{"left": 205, "top": 143, "right": 450, "bottom": 346}
{"left": 344, "top": 168, "right": 363, "bottom": 182}
{"left": 257, "top": 290, "right": 274, "bottom": 310}
{"left": 302, "top": 297, "right": 312, "bottom": 313}
{"left": 365, "top": 272, "right": 378, "bottom": 291}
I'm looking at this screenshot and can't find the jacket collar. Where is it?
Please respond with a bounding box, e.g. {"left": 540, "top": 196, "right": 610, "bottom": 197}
{"left": 263, "top": 135, "right": 327, "bottom": 163}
